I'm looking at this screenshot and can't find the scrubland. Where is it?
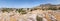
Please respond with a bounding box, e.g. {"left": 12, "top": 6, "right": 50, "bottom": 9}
{"left": 0, "top": 4, "right": 60, "bottom": 21}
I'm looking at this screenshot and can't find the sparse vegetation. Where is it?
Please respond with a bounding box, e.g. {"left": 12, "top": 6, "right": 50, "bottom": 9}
{"left": 48, "top": 7, "right": 57, "bottom": 10}
{"left": 1, "top": 8, "right": 13, "bottom": 12}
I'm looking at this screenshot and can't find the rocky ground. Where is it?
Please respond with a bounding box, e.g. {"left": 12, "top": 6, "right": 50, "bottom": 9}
{"left": 0, "top": 10, "right": 60, "bottom": 21}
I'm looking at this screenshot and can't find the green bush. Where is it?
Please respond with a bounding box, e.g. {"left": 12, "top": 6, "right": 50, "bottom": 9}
{"left": 36, "top": 15, "right": 42, "bottom": 21}
{"left": 58, "top": 7, "right": 60, "bottom": 10}
{"left": 16, "top": 9, "right": 27, "bottom": 14}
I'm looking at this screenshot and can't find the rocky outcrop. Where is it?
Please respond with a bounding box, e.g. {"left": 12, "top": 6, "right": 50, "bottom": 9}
{"left": 0, "top": 8, "right": 60, "bottom": 21}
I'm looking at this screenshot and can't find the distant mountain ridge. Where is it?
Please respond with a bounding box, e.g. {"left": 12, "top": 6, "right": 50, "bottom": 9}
{"left": 34, "top": 3, "right": 60, "bottom": 10}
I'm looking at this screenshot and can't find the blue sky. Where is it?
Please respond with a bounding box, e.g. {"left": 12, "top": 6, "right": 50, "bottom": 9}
{"left": 0, "top": 0, "right": 60, "bottom": 8}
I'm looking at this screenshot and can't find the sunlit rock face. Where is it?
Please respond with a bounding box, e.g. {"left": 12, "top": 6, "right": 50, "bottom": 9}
{"left": 18, "top": 13, "right": 37, "bottom": 21}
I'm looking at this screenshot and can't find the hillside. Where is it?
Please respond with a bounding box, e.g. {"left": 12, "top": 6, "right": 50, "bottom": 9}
{"left": 0, "top": 4, "right": 60, "bottom": 21}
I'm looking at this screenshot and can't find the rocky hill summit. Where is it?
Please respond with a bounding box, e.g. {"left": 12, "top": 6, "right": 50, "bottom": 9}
{"left": 34, "top": 3, "right": 60, "bottom": 10}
